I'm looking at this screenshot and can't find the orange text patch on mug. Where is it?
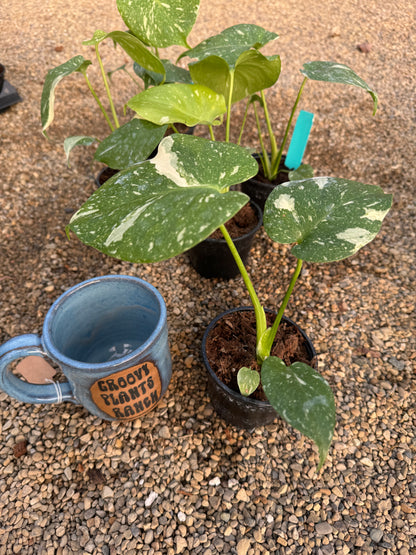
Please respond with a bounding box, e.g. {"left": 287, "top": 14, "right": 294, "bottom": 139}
{"left": 90, "top": 361, "right": 162, "bottom": 421}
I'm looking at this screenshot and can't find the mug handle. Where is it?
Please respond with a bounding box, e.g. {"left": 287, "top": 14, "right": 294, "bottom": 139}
{"left": 0, "top": 334, "right": 74, "bottom": 404}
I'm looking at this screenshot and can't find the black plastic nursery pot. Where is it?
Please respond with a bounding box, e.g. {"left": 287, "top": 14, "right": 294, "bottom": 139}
{"left": 95, "top": 166, "right": 119, "bottom": 187}
{"left": 187, "top": 201, "right": 262, "bottom": 279}
{"left": 201, "top": 307, "right": 317, "bottom": 430}
{"left": 241, "top": 154, "right": 289, "bottom": 212}
{"left": 0, "top": 64, "right": 22, "bottom": 113}
{"left": 0, "top": 64, "right": 4, "bottom": 93}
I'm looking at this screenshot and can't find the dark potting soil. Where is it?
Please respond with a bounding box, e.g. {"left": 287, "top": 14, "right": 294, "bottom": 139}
{"left": 209, "top": 203, "right": 259, "bottom": 240}
{"left": 205, "top": 310, "right": 317, "bottom": 401}
{"left": 254, "top": 159, "right": 290, "bottom": 186}
{"left": 97, "top": 166, "right": 119, "bottom": 186}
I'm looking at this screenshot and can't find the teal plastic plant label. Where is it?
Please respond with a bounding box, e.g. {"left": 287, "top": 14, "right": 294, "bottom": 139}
{"left": 285, "top": 110, "right": 314, "bottom": 170}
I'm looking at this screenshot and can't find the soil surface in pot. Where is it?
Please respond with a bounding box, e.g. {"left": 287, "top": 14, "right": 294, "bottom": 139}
{"left": 205, "top": 310, "right": 317, "bottom": 401}
{"left": 254, "top": 158, "right": 290, "bottom": 186}
{"left": 97, "top": 166, "right": 119, "bottom": 186}
{"left": 209, "top": 203, "right": 258, "bottom": 240}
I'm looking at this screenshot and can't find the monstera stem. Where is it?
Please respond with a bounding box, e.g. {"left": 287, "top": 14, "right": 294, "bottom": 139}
{"left": 81, "top": 70, "right": 115, "bottom": 132}
{"left": 219, "top": 224, "right": 267, "bottom": 343}
{"left": 258, "top": 258, "right": 304, "bottom": 360}
{"left": 95, "top": 44, "right": 119, "bottom": 129}
{"left": 225, "top": 71, "right": 235, "bottom": 143}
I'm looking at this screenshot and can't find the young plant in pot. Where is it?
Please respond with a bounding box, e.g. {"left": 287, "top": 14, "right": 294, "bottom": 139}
{"left": 179, "top": 25, "right": 378, "bottom": 210}
{"left": 66, "top": 133, "right": 392, "bottom": 469}
{"left": 125, "top": 23, "right": 281, "bottom": 277}
{"left": 40, "top": 0, "right": 200, "bottom": 175}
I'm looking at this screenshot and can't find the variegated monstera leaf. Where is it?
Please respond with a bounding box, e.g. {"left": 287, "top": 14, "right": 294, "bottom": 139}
{"left": 68, "top": 135, "right": 258, "bottom": 263}
{"left": 263, "top": 177, "right": 392, "bottom": 262}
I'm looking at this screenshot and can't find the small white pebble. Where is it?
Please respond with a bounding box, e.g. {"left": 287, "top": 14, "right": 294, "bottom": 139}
{"left": 177, "top": 511, "right": 186, "bottom": 522}
{"left": 209, "top": 476, "right": 221, "bottom": 486}
{"left": 145, "top": 491, "right": 158, "bottom": 507}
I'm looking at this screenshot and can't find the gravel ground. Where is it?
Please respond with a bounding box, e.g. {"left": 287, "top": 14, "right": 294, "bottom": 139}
{"left": 0, "top": 0, "right": 415, "bottom": 554}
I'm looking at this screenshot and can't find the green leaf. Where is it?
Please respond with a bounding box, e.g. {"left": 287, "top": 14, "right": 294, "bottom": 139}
{"left": 288, "top": 164, "right": 314, "bottom": 180}
{"left": 301, "top": 61, "right": 378, "bottom": 115}
{"left": 83, "top": 30, "right": 165, "bottom": 78}
{"left": 127, "top": 84, "right": 226, "bottom": 127}
{"left": 94, "top": 119, "right": 168, "bottom": 169}
{"left": 117, "top": 0, "right": 200, "bottom": 48}
{"left": 63, "top": 136, "right": 96, "bottom": 165}
{"left": 237, "top": 367, "right": 260, "bottom": 397}
{"left": 263, "top": 177, "right": 393, "bottom": 262}
{"left": 68, "top": 134, "right": 258, "bottom": 263}
{"left": 262, "top": 357, "right": 336, "bottom": 469}
{"left": 41, "top": 56, "right": 92, "bottom": 133}
{"left": 190, "top": 51, "right": 281, "bottom": 104}
{"left": 134, "top": 59, "right": 192, "bottom": 88}
{"left": 180, "top": 23, "right": 278, "bottom": 67}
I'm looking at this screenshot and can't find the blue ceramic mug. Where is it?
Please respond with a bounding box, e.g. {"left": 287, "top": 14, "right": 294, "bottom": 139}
{"left": 0, "top": 275, "right": 172, "bottom": 421}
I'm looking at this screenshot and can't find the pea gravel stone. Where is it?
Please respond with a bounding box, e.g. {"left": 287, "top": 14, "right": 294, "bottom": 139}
{"left": 1, "top": 0, "right": 415, "bottom": 554}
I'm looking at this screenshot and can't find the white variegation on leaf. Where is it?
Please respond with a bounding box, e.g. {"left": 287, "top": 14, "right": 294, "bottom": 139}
{"left": 117, "top": 0, "right": 200, "bottom": 48}
{"left": 68, "top": 135, "right": 258, "bottom": 263}
{"left": 41, "top": 56, "right": 92, "bottom": 133}
{"left": 301, "top": 61, "right": 378, "bottom": 115}
{"left": 263, "top": 177, "right": 393, "bottom": 263}
{"left": 180, "top": 23, "right": 278, "bottom": 67}
{"left": 261, "top": 357, "right": 336, "bottom": 470}
{"left": 64, "top": 136, "right": 96, "bottom": 165}
{"left": 94, "top": 119, "right": 168, "bottom": 169}
{"left": 127, "top": 84, "right": 226, "bottom": 127}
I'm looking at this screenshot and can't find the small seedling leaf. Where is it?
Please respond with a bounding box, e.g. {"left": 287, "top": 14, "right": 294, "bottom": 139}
{"left": 237, "top": 367, "right": 260, "bottom": 397}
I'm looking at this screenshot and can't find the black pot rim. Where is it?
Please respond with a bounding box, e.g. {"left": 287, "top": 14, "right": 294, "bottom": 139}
{"left": 202, "top": 306, "right": 317, "bottom": 408}
{"left": 198, "top": 200, "right": 262, "bottom": 246}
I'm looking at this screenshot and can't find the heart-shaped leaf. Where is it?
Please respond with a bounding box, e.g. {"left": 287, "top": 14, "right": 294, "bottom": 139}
{"left": 64, "top": 136, "right": 96, "bottom": 165}
{"left": 41, "top": 56, "right": 92, "bottom": 133}
{"left": 94, "top": 119, "right": 168, "bottom": 169}
{"left": 263, "top": 177, "right": 393, "bottom": 262}
{"left": 68, "top": 134, "right": 258, "bottom": 263}
{"left": 190, "top": 51, "right": 281, "bottom": 104}
{"left": 301, "top": 61, "right": 378, "bottom": 115}
{"left": 180, "top": 23, "right": 278, "bottom": 67}
{"left": 261, "top": 357, "right": 336, "bottom": 469}
{"left": 83, "top": 30, "right": 165, "bottom": 78}
{"left": 237, "top": 367, "right": 260, "bottom": 397}
{"left": 127, "top": 83, "right": 226, "bottom": 127}
{"left": 117, "top": 0, "right": 200, "bottom": 48}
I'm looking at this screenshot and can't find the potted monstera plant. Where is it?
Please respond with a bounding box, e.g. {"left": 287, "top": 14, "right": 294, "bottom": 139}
{"left": 66, "top": 133, "right": 392, "bottom": 469}
{"left": 125, "top": 23, "right": 281, "bottom": 276}
{"left": 40, "top": 0, "right": 201, "bottom": 171}
{"left": 175, "top": 25, "right": 379, "bottom": 210}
